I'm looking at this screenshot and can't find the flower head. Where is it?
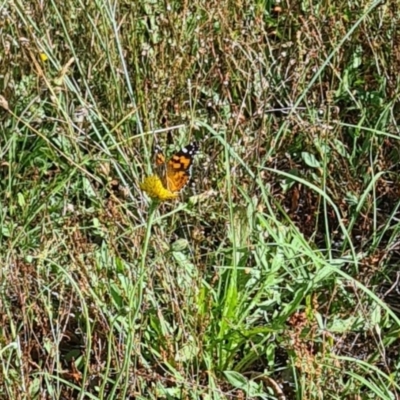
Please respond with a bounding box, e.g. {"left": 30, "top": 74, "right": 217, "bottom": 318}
{"left": 140, "top": 175, "right": 178, "bottom": 201}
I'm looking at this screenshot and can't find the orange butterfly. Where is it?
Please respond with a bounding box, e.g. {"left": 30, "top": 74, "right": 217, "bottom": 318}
{"left": 154, "top": 142, "right": 199, "bottom": 193}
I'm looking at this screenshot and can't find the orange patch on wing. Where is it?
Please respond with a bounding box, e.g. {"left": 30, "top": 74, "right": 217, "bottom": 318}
{"left": 166, "top": 171, "right": 190, "bottom": 192}
{"left": 170, "top": 156, "right": 191, "bottom": 169}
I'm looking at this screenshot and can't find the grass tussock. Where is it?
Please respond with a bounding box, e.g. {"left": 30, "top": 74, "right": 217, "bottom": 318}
{"left": 1, "top": 0, "right": 400, "bottom": 398}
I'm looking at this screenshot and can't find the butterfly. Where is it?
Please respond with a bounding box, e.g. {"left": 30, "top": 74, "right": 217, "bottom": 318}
{"left": 154, "top": 142, "right": 199, "bottom": 193}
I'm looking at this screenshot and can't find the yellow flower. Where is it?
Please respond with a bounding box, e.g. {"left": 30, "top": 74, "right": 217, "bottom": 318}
{"left": 140, "top": 175, "right": 178, "bottom": 201}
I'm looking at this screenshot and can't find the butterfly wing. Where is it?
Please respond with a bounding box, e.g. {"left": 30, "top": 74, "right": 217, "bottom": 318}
{"left": 165, "top": 142, "right": 199, "bottom": 192}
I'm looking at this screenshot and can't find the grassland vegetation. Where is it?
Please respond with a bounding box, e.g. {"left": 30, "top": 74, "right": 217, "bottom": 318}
{"left": 1, "top": 0, "right": 400, "bottom": 398}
